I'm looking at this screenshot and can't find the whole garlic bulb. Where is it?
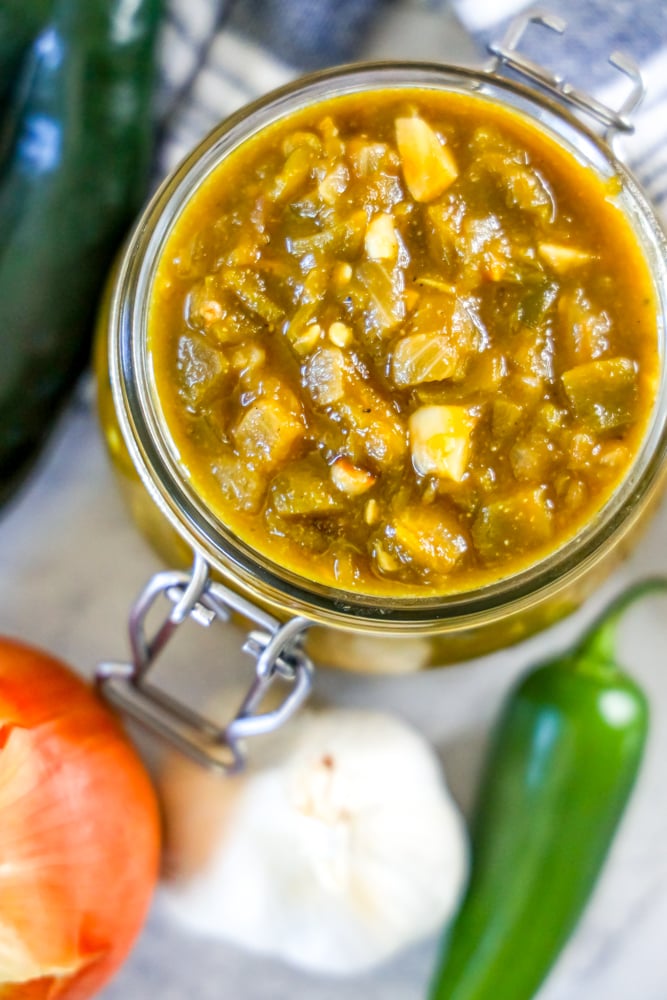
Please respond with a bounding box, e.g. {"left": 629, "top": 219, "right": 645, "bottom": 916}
{"left": 159, "top": 706, "right": 468, "bottom": 975}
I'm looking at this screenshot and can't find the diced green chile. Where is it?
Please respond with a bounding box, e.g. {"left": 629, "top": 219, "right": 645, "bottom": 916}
{"left": 562, "top": 357, "right": 638, "bottom": 432}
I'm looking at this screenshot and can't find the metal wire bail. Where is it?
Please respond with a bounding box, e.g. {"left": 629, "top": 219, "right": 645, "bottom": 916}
{"left": 487, "top": 7, "right": 645, "bottom": 140}
{"left": 96, "top": 553, "right": 314, "bottom": 774}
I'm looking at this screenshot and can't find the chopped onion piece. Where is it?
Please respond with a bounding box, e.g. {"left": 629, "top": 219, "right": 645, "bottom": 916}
{"left": 395, "top": 116, "right": 458, "bottom": 202}
{"left": 391, "top": 333, "right": 459, "bottom": 386}
{"left": 409, "top": 405, "right": 477, "bottom": 480}
{"left": 539, "top": 242, "right": 592, "bottom": 272}
{"left": 365, "top": 213, "right": 399, "bottom": 260}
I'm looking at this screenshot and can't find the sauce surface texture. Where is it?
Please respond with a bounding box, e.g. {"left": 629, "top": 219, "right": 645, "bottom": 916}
{"left": 148, "top": 89, "right": 658, "bottom": 596}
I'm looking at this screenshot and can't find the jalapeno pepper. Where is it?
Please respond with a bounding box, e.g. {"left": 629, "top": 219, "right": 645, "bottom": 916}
{"left": 429, "top": 578, "right": 665, "bottom": 1000}
{"left": 0, "top": 0, "right": 51, "bottom": 110}
{"left": 0, "top": 0, "right": 163, "bottom": 508}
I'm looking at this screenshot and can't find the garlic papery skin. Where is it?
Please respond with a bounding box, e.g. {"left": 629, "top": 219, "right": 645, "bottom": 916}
{"left": 159, "top": 707, "right": 468, "bottom": 975}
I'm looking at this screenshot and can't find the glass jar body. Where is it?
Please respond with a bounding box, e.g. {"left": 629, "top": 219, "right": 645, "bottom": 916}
{"left": 98, "top": 62, "right": 667, "bottom": 673}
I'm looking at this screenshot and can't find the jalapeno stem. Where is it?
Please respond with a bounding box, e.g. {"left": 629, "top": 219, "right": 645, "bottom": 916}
{"left": 575, "top": 576, "right": 667, "bottom": 669}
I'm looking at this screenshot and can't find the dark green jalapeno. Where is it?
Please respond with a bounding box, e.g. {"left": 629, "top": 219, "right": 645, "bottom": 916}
{"left": 0, "top": 0, "right": 163, "bottom": 509}
{"left": 0, "top": 0, "right": 51, "bottom": 111}
{"left": 429, "top": 578, "right": 665, "bottom": 1000}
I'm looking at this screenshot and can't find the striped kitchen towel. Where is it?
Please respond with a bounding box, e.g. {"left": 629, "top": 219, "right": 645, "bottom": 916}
{"left": 155, "top": 0, "right": 394, "bottom": 174}
{"left": 156, "top": 0, "right": 667, "bottom": 223}
{"left": 450, "top": 0, "right": 667, "bottom": 219}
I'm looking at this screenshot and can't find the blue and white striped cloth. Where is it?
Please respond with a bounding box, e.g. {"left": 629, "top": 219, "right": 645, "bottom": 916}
{"left": 451, "top": 0, "right": 667, "bottom": 215}
{"left": 155, "top": 0, "right": 392, "bottom": 174}
{"left": 155, "top": 0, "right": 667, "bottom": 224}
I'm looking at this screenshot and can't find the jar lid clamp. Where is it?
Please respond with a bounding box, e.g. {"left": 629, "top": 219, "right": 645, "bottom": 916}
{"left": 487, "top": 7, "right": 645, "bottom": 142}
{"left": 97, "top": 553, "right": 313, "bottom": 773}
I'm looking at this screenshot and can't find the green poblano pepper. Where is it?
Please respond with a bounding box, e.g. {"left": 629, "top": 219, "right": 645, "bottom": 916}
{"left": 0, "top": 0, "right": 164, "bottom": 509}
{"left": 429, "top": 579, "right": 663, "bottom": 1000}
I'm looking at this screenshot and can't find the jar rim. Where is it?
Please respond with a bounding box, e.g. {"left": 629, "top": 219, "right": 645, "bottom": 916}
{"left": 109, "top": 60, "right": 667, "bottom": 632}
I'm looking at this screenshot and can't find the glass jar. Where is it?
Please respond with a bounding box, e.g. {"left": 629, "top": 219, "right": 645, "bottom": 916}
{"left": 96, "top": 12, "right": 667, "bottom": 766}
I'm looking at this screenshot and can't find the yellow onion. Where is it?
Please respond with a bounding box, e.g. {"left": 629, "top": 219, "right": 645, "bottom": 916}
{"left": 0, "top": 638, "right": 160, "bottom": 999}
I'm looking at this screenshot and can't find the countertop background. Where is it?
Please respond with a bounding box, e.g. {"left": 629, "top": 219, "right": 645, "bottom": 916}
{"left": 1, "top": 2, "right": 667, "bottom": 998}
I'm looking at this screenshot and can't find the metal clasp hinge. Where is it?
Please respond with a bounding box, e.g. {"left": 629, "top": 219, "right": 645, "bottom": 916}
{"left": 487, "top": 7, "right": 645, "bottom": 140}
{"left": 96, "top": 553, "right": 313, "bottom": 774}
